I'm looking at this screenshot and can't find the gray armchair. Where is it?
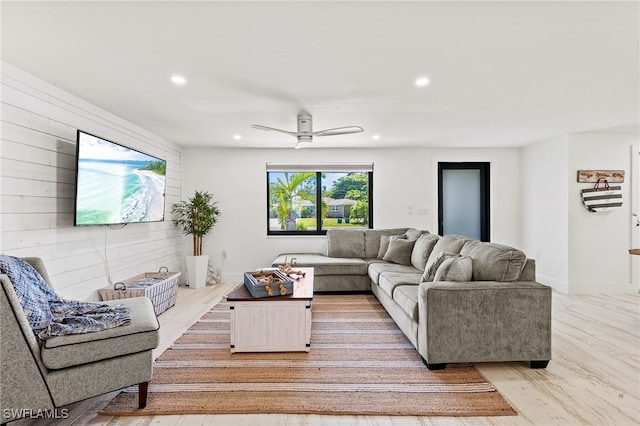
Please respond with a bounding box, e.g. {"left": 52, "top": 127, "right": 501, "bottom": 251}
{"left": 1, "top": 257, "right": 159, "bottom": 423}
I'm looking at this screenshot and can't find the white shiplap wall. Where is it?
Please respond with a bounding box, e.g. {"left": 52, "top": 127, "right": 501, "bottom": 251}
{"left": 0, "top": 62, "right": 183, "bottom": 301}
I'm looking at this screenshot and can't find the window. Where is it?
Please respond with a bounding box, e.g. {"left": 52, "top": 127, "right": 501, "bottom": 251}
{"left": 267, "top": 164, "right": 373, "bottom": 235}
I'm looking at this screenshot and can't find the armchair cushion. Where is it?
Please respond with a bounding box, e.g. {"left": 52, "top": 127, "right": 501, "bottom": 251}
{"left": 41, "top": 297, "right": 159, "bottom": 370}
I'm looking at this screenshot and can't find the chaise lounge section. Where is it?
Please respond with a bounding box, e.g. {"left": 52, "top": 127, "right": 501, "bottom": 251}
{"left": 273, "top": 228, "right": 552, "bottom": 370}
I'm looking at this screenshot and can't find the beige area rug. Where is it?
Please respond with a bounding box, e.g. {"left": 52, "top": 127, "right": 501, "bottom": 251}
{"left": 101, "top": 294, "right": 517, "bottom": 417}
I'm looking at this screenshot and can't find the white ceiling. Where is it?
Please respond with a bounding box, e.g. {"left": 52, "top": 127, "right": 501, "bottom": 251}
{"left": 2, "top": 1, "right": 638, "bottom": 149}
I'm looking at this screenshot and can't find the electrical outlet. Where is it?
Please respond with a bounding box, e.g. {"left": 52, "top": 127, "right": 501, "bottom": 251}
{"left": 222, "top": 250, "right": 228, "bottom": 260}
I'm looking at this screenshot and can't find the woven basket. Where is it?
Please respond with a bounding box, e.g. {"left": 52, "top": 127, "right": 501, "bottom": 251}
{"left": 99, "top": 270, "right": 181, "bottom": 315}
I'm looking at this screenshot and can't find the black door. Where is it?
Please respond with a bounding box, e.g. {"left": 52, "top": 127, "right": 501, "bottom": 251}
{"left": 438, "top": 162, "right": 490, "bottom": 242}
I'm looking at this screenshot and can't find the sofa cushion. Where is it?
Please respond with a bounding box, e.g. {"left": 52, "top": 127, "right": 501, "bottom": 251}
{"left": 272, "top": 253, "right": 367, "bottom": 276}
{"left": 365, "top": 228, "right": 408, "bottom": 259}
{"left": 41, "top": 297, "right": 159, "bottom": 370}
{"left": 393, "top": 285, "right": 419, "bottom": 321}
{"left": 433, "top": 255, "right": 473, "bottom": 282}
{"left": 327, "top": 229, "right": 365, "bottom": 258}
{"left": 377, "top": 271, "right": 422, "bottom": 298}
{"left": 424, "top": 235, "right": 471, "bottom": 277}
{"left": 382, "top": 239, "right": 416, "bottom": 265}
{"left": 460, "top": 241, "right": 527, "bottom": 282}
{"left": 404, "top": 228, "right": 426, "bottom": 241}
{"left": 410, "top": 233, "right": 440, "bottom": 271}
{"left": 368, "top": 262, "right": 421, "bottom": 283}
{"left": 377, "top": 234, "right": 407, "bottom": 259}
{"left": 429, "top": 235, "right": 471, "bottom": 259}
{"left": 421, "top": 251, "right": 461, "bottom": 282}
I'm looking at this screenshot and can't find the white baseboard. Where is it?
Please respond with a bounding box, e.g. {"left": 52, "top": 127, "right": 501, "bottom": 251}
{"left": 536, "top": 274, "right": 569, "bottom": 293}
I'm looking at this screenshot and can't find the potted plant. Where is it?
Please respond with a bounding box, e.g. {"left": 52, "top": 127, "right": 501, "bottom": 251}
{"left": 172, "top": 190, "right": 221, "bottom": 289}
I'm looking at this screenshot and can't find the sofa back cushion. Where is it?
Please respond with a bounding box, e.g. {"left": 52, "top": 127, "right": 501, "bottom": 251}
{"left": 363, "top": 228, "right": 408, "bottom": 259}
{"left": 460, "top": 240, "right": 527, "bottom": 282}
{"left": 404, "top": 228, "right": 427, "bottom": 241}
{"left": 327, "top": 229, "right": 366, "bottom": 258}
{"left": 410, "top": 233, "right": 440, "bottom": 270}
{"left": 424, "top": 235, "right": 471, "bottom": 274}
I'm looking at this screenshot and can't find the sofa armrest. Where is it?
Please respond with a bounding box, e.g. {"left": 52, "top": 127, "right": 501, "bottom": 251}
{"left": 417, "top": 280, "right": 551, "bottom": 365}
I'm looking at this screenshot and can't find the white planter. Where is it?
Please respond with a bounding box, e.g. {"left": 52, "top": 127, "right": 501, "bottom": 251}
{"left": 186, "top": 255, "right": 209, "bottom": 289}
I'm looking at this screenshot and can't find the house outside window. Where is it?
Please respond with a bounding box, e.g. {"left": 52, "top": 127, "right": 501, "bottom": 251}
{"left": 267, "top": 163, "right": 373, "bottom": 235}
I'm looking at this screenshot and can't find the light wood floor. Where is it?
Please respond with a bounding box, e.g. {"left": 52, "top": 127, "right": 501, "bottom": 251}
{"left": 12, "top": 283, "right": 640, "bottom": 426}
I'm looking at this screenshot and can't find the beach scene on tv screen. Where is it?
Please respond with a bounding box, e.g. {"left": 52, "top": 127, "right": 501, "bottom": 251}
{"left": 76, "top": 133, "right": 166, "bottom": 225}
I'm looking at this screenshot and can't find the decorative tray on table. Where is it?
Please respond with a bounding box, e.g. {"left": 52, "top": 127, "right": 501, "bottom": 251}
{"left": 243, "top": 270, "right": 294, "bottom": 298}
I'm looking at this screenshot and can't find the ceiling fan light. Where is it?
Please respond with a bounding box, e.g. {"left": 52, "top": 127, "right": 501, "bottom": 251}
{"left": 170, "top": 75, "right": 187, "bottom": 85}
{"left": 415, "top": 77, "right": 430, "bottom": 87}
{"left": 295, "top": 140, "right": 313, "bottom": 149}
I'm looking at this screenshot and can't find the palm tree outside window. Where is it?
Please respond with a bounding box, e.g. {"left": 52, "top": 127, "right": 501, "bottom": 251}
{"left": 266, "top": 164, "right": 373, "bottom": 235}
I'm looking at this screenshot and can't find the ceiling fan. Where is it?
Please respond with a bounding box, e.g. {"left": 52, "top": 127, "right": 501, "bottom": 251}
{"left": 252, "top": 113, "right": 364, "bottom": 149}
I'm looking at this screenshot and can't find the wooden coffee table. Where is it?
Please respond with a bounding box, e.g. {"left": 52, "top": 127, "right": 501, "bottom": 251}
{"left": 227, "top": 267, "right": 313, "bottom": 353}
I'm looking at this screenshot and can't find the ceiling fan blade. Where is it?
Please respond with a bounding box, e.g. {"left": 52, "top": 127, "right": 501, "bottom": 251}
{"left": 313, "top": 126, "right": 364, "bottom": 137}
{"left": 251, "top": 124, "right": 298, "bottom": 137}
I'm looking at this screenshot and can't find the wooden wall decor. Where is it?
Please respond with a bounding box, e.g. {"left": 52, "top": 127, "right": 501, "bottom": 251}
{"left": 577, "top": 170, "right": 625, "bottom": 183}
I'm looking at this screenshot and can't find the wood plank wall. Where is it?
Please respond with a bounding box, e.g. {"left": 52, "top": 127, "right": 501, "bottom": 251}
{"left": 0, "top": 63, "right": 183, "bottom": 301}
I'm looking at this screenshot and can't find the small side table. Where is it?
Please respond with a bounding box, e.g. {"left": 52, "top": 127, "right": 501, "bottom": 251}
{"left": 227, "top": 267, "right": 314, "bottom": 353}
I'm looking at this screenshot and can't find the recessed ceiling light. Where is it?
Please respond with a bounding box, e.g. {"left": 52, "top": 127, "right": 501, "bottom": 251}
{"left": 233, "top": 134, "right": 242, "bottom": 140}
{"left": 372, "top": 134, "right": 380, "bottom": 140}
{"left": 170, "top": 75, "right": 187, "bottom": 85}
{"left": 415, "top": 77, "right": 430, "bottom": 87}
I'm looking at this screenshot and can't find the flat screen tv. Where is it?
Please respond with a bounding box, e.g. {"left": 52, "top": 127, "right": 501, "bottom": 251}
{"left": 74, "top": 130, "right": 167, "bottom": 226}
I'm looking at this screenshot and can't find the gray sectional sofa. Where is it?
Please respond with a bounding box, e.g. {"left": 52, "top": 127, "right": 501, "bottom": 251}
{"left": 273, "top": 228, "right": 552, "bottom": 370}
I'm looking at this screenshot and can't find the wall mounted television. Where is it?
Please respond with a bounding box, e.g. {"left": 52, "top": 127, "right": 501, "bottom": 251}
{"left": 74, "top": 130, "right": 167, "bottom": 226}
